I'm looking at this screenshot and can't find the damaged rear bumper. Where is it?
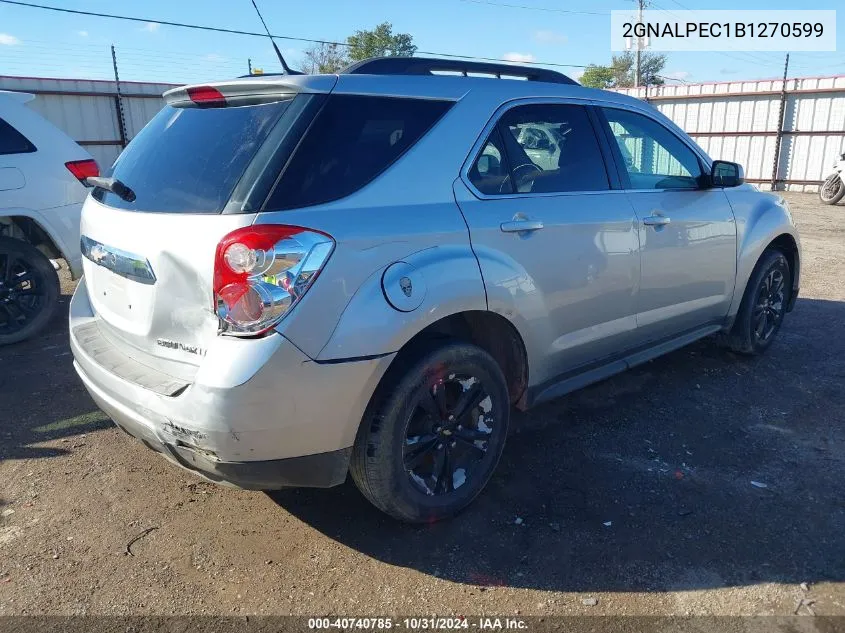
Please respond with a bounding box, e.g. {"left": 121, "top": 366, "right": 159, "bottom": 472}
{"left": 69, "top": 278, "right": 394, "bottom": 490}
{"left": 75, "top": 359, "right": 352, "bottom": 489}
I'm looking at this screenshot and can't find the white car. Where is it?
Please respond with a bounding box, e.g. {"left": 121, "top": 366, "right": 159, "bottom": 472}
{"left": 0, "top": 90, "right": 97, "bottom": 344}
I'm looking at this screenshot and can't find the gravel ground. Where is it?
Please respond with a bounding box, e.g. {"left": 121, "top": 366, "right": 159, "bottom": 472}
{"left": 1, "top": 193, "right": 843, "bottom": 617}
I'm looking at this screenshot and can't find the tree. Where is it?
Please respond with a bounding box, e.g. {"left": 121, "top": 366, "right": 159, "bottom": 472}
{"left": 580, "top": 64, "right": 615, "bottom": 89}
{"left": 346, "top": 22, "right": 416, "bottom": 62}
{"left": 639, "top": 52, "right": 667, "bottom": 86}
{"left": 301, "top": 42, "right": 349, "bottom": 74}
{"left": 579, "top": 52, "right": 667, "bottom": 89}
{"left": 611, "top": 51, "right": 667, "bottom": 87}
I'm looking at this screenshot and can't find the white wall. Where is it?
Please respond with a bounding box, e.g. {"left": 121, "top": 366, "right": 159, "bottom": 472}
{"left": 3, "top": 72, "right": 843, "bottom": 192}
{"left": 617, "top": 75, "right": 845, "bottom": 191}
{"left": 0, "top": 75, "right": 174, "bottom": 169}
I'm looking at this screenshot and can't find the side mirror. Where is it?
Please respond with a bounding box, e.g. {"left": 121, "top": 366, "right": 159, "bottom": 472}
{"left": 711, "top": 160, "right": 745, "bottom": 188}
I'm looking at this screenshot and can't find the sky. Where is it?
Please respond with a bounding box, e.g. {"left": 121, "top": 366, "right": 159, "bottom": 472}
{"left": 0, "top": 0, "right": 842, "bottom": 86}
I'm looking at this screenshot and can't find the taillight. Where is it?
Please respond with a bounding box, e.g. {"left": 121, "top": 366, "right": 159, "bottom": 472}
{"left": 213, "top": 225, "right": 334, "bottom": 336}
{"left": 65, "top": 159, "right": 99, "bottom": 185}
{"left": 186, "top": 85, "right": 226, "bottom": 108}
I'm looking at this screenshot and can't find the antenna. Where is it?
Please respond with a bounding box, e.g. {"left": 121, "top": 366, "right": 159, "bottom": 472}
{"left": 248, "top": 0, "right": 300, "bottom": 74}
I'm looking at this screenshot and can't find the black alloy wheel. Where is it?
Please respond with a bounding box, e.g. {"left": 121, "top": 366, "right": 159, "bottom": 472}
{"left": 0, "top": 238, "right": 60, "bottom": 345}
{"left": 350, "top": 342, "right": 510, "bottom": 523}
{"left": 403, "top": 372, "right": 497, "bottom": 496}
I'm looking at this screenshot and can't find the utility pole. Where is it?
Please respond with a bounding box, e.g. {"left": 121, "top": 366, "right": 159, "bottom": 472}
{"left": 248, "top": 58, "right": 253, "bottom": 75}
{"left": 771, "top": 53, "right": 791, "bottom": 191}
{"left": 634, "top": 0, "right": 647, "bottom": 88}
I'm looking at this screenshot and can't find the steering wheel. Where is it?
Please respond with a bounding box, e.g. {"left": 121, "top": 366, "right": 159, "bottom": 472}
{"left": 508, "top": 163, "right": 542, "bottom": 193}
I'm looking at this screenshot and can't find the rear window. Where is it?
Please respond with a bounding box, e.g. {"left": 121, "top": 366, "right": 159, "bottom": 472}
{"left": 265, "top": 95, "right": 452, "bottom": 210}
{"left": 0, "top": 117, "right": 36, "bottom": 155}
{"left": 93, "top": 100, "right": 290, "bottom": 213}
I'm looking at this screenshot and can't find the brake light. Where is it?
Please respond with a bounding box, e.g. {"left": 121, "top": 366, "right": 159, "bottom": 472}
{"left": 213, "top": 225, "right": 334, "bottom": 336}
{"left": 65, "top": 159, "right": 99, "bottom": 185}
{"left": 187, "top": 86, "right": 226, "bottom": 107}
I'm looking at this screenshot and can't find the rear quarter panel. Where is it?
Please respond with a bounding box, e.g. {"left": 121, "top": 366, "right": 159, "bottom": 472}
{"left": 260, "top": 199, "right": 487, "bottom": 361}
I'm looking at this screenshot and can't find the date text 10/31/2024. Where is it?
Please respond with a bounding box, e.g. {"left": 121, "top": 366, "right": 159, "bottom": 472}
{"left": 307, "top": 617, "right": 528, "bottom": 630}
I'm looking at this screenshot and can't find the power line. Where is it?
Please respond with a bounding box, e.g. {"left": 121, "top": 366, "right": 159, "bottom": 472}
{"left": 654, "top": 73, "right": 689, "bottom": 84}
{"left": 0, "top": 0, "right": 339, "bottom": 45}
{"left": 0, "top": 0, "right": 589, "bottom": 69}
{"left": 649, "top": 0, "right": 786, "bottom": 67}
{"left": 456, "top": 0, "right": 607, "bottom": 16}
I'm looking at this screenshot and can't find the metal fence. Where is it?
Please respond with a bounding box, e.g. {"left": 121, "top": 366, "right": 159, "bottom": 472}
{"left": 617, "top": 75, "right": 845, "bottom": 191}
{"left": 0, "top": 75, "right": 173, "bottom": 169}
{"left": 3, "top": 72, "right": 844, "bottom": 191}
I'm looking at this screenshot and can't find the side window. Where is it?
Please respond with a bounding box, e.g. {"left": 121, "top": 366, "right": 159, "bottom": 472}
{"left": 0, "top": 117, "right": 36, "bottom": 155}
{"left": 499, "top": 103, "right": 609, "bottom": 194}
{"left": 602, "top": 108, "right": 701, "bottom": 190}
{"left": 468, "top": 128, "right": 512, "bottom": 195}
{"left": 266, "top": 95, "right": 452, "bottom": 210}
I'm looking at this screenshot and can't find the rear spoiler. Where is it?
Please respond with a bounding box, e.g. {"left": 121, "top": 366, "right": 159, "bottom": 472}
{"left": 0, "top": 90, "right": 35, "bottom": 105}
{"left": 163, "top": 75, "right": 337, "bottom": 108}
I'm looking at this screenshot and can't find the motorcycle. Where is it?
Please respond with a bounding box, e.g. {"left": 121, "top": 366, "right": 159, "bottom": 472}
{"left": 820, "top": 152, "right": 845, "bottom": 205}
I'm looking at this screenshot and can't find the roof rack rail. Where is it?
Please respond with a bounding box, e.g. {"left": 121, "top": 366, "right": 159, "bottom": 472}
{"left": 341, "top": 56, "right": 578, "bottom": 85}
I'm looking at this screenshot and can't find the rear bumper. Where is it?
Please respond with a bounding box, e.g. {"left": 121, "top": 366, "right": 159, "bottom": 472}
{"left": 75, "top": 358, "right": 353, "bottom": 489}
{"left": 70, "top": 278, "right": 395, "bottom": 489}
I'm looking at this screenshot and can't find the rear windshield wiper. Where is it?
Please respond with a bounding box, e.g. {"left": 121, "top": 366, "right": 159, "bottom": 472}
{"left": 85, "top": 176, "right": 136, "bottom": 203}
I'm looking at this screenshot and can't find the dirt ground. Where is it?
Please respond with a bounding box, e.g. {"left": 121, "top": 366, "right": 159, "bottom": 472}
{"left": 1, "top": 192, "right": 843, "bottom": 618}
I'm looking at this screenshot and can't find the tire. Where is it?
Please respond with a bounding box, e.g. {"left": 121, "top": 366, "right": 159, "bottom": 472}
{"left": 350, "top": 341, "right": 510, "bottom": 523}
{"left": 819, "top": 173, "right": 845, "bottom": 205}
{"left": 724, "top": 249, "right": 792, "bottom": 356}
{"left": 0, "top": 237, "right": 60, "bottom": 346}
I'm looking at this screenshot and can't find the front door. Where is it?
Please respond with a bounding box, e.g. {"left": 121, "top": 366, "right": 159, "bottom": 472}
{"left": 455, "top": 101, "right": 641, "bottom": 386}
{"left": 598, "top": 106, "right": 737, "bottom": 341}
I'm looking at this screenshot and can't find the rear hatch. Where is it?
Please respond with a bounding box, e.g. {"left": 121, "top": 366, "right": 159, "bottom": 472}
{"left": 78, "top": 76, "right": 336, "bottom": 373}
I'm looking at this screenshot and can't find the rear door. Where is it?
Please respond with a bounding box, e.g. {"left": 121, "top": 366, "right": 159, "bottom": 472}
{"left": 78, "top": 90, "right": 321, "bottom": 368}
{"left": 596, "top": 106, "right": 737, "bottom": 341}
{"left": 455, "top": 100, "right": 641, "bottom": 385}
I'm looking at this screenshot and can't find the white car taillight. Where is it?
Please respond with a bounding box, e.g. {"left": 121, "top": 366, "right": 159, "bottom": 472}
{"left": 213, "top": 225, "right": 334, "bottom": 336}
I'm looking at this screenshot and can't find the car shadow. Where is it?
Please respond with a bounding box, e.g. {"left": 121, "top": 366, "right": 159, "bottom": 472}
{"left": 0, "top": 293, "right": 112, "bottom": 462}
{"left": 269, "top": 297, "right": 845, "bottom": 591}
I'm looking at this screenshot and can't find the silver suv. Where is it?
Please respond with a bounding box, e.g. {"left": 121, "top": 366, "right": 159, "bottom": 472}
{"left": 69, "top": 58, "right": 801, "bottom": 522}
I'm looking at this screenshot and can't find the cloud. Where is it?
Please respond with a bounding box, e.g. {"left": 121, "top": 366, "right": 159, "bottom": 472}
{"left": 141, "top": 22, "right": 160, "bottom": 33}
{"left": 77, "top": 30, "right": 89, "bottom": 37}
{"left": 720, "top": 68, "right": 740, "bottom": 75}
{"left": 662, "top": 70, "right": 691, "bottom": 81}
{"left": 503, "top": 52, "right": 536, "bottom": 63}
{"left": 0, "top": 33, "right": 21, "bottom": 46}
{"left": 204, "top": 53, "right": 227, "bottom": 62}
{"left": 533, "top": 30, "right": 568, "bottom": 45}
{"left": 571, "top": 69, "right": 585, "bottom": 81}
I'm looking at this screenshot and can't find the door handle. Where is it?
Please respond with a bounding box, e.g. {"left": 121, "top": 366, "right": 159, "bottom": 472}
{"left": 501, "top": 220, "right": 544, "bottom": 233}
{"left": 643, "top": 215, "right": 671, "bottom": 226}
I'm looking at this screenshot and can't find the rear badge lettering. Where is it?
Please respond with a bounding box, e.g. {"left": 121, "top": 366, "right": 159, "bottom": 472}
{"left": 156, "top": 338, "right": 206, "bottom": 356}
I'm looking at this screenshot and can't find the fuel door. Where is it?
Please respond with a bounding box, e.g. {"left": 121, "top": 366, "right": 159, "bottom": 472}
{"left": 381, "top": 261, "right": 426, "bottom": 312}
